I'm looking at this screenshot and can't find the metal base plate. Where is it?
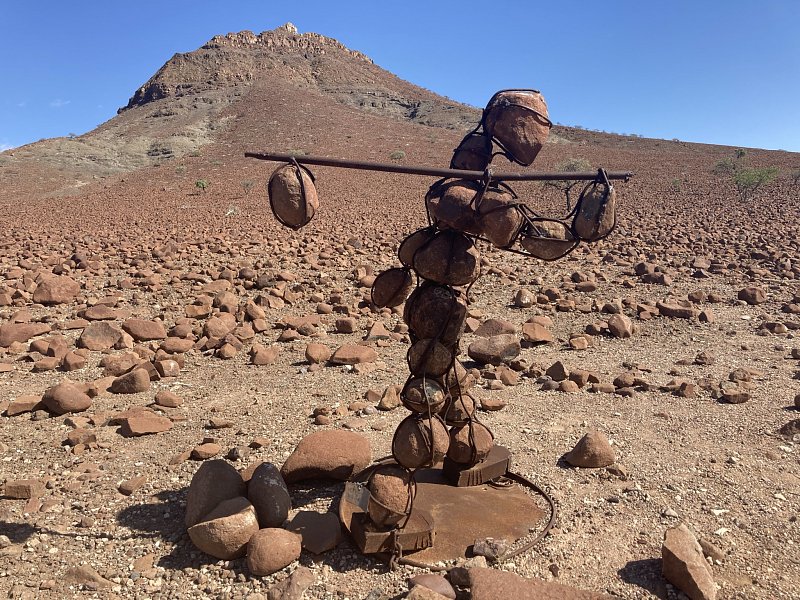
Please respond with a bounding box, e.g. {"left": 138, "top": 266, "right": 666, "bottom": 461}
{"left": 339, "top": 448, "right": 546, "bottom": 562}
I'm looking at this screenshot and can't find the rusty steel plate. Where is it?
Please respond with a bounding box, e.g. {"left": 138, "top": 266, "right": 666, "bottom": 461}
{"left": 339, "top": 447, "right": 546, "bottom": 562}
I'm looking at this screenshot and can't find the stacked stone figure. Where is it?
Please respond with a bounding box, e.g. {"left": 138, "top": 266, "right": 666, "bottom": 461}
{"left": 266, "top": 89, "right": 619, "bottom": 532}
{"left": 365, "top": 90, "right": 558, "bottom": 528}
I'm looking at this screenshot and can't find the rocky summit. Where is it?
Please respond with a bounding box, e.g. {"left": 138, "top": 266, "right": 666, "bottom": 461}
{"left": 0, "top": 21, "right": 798, "bottom": 600}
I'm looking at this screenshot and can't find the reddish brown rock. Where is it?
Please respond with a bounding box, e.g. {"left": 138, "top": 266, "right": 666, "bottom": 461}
{"left": 521, "top": 322, "right": 554, "bottom": 343}
{"left": 187, "top": 496, "right": 259, "bottom": 560}
{"left": 118, "top": 476, "right": 147, "bottom": 496}
{"left": 185, "top": 460, "right": 246, "bottom": 527}
{"left": 33, "top": 276, "right": 80, "bottom": 305}
{"left": 286, "top": 510, "right": 343, "bottom": 554}
{"left": 123, "top": 318, "right": 167, "bottom": 341}
{"left": 280, "top": 430, "right": 371, "bottom": 483}
{"left": 607, "top": 314, "right": 633, "bottom": 338}
{"left": 737, "top": 286, "right": 766, "bottom": 305}
{"left": 410, "top": 574, "right": 456, "bottom": 599}
{"left": 246, "top": 528, "right": 301, "bottom": 576}
{"left": 0, "top": 322, "right": 50, "bottom": 347}
{"left": 154, "top": 390, "right": 183, "bottom": 408}
{"left": 5, "top": 395, "right": 42, "bottom": 416}
{"left": 42, "top": 381, "right": 92, "bottom": 415}
{"left": 565, "top": 430, "right": 615, "bottom": 468}
{"left": 3, "top": 479, "right": 45, "bottom": 499}
{"left": 474, "top": 318, "right": 516, "bottom": 337}
{"left": 330, "top": 344, "right": 378, "bottom": 365}
{"left": 122, "top": 410, "right": 172, "bottom": 436}
{"left": 192, "top": 442, "right": 222, "bottom": 460}
{"left": 467, "top": 334, "right": 521, "bottom": 365}
{"left": 305, "top": 342, "right": 331, "bottom": 364}
{"left": 79, "top": 322, "right": 124, "bottom": 350}
{"left": 251, "top": 344, "right": 279, "bottom": 366}
{"left": 111, "top": 369, "right": 151, "bottom": 394}
{"left": 662, "top": 524, "right": 717, "bottom": 600}
{"left": 656, "top": 301, "right": 700, "bottom": 320}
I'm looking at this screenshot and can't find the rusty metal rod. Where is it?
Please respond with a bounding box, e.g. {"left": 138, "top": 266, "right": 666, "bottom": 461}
{"left": 244, "top": 151, "right": 634, "bottom": 182}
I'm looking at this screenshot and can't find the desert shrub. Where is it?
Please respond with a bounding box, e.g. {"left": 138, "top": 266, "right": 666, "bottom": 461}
{"left": 732, "top": 167, "right": 778, "bottom": 202}
{"left": 175, "top": 165, "right": 187, "bottom": 175}
{"left": 712, "top": 149, "right": 777, "bottom": 202}
{"left": 195, "top": 179, "right": 209, "bottom": 193}
{"left": 790, "top": 169, "right": 800, "bottom": 190}
{"left": 670, "top": 178, "right": 682, "bottom": 192}
{"left": 241, "top": 179, "right": 255, "bottom": 196}
{"left": 713, "top": 158, "right": 737, "bottom": 176}
{"left": 389, "top": 150, "right": 406, "bottom": 161}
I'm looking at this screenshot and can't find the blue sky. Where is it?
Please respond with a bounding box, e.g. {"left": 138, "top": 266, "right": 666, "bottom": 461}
{"left": 1, "top": 1, "right": 798, "bottom": 152}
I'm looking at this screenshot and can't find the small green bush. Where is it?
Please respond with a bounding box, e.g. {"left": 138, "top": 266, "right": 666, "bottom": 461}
{"left": 241, "top": 180, "right": 255, "bottom": 196}
{"left": 389, "top": 150, "right": 406, "bottom": 161}
{"left": 195, "top": 179, "right": 209, "bottom": 193}
{"left": 733, "top": 167, "right": 777, "bottom": 202}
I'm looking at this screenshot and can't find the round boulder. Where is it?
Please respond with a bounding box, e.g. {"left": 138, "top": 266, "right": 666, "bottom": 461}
{"left": 187, "top": 497, "right": 259, "bottom": 560}
{"left": 246, "top": 528, "right": 301, "bottom": 576}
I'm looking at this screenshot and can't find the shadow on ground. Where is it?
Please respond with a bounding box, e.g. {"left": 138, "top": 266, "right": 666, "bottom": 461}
{"left": 618, "top": 558, "right": 668, "bottom": 599}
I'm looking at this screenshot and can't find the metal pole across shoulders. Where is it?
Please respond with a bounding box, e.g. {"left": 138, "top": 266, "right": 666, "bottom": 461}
{"left": 244, "top": 151, "right": 634, "bottom": 182}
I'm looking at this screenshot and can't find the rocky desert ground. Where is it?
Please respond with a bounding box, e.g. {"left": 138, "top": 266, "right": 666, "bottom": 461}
{"left": 0, "top": 24, "right": 798, "bottom": 600}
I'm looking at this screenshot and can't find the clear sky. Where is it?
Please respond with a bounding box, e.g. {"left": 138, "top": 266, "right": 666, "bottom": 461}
{"left": 1, "top": 1, "right": 798, "bottom": 152}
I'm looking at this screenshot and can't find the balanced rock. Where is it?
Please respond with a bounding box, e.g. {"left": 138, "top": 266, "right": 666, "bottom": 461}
{"left": 33, "top": 276, "right": 80, "bottom": 305}
{"left": 565, "top": 430, "right": 615, "bottom": 468}
{"left": 246, "top": 528, "right": 301, "bottom": 576}
{"left": 187, "top": 496, "right": 259, "bottom": 560}
{"left": 42, "top": 381, "right": 91, "bottom": 415}
{"left": 185, "top": 459, "right": 247, "bottom": 527}
{"left": 467, "top": 334, "right": 521, "bottom": 365}
{"left": 247, "top": 462, "right": 291, "bottom": 528}
{"left": 662, "top": 524, "right": 717, "bottom": 600}
{"left": 280, "top": 430, "right": 371, "bottom": 483}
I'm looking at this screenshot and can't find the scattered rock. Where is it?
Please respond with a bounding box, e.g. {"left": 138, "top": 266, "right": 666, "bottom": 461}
{"left": 281, "top": 430, "right": 371, "bottom": 483}
{"left": 266, "top": 565, "right": 315, "bottom": 600}
{"left": 662, "top": 524, "right": 717, "bottom": 600}
{"left": 33, "top": 276, "right": 80, "bottom": 305}
{"left": 330, "top": 344, "right": 378, "bottom": 365}
{"left": 3, "top": 479, "right": 45, "bottom": 499}
{"left": 565, "top": 431, "right": 615, "bottom": 468}
{"left": 118, "top": 476, "right": 147, "bottom": 496}
{"left": 521, "top": 322, "right": 554, "bottom": 343}
{"left": 738, "top": 286, "right": 766, "bottom": 305}
{"left": 409, "top": 574, "right": 456, "bottom": 599}
{"left": 42, "top": 381, "right": 92, "bottom": 415}
{"left": 467, "top": 334, "right": 521, "bottom": 365}
{"left": 111, "top": 369, "right": 151, "bottom": 394}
